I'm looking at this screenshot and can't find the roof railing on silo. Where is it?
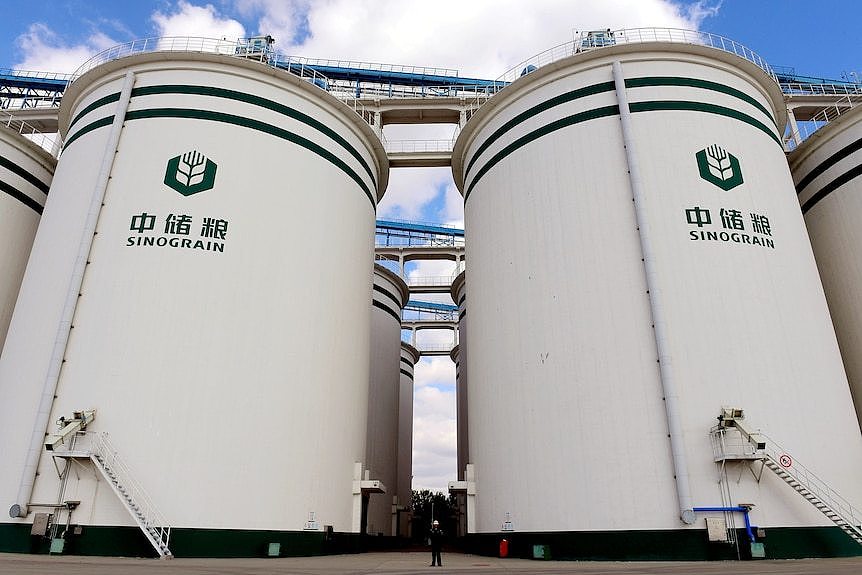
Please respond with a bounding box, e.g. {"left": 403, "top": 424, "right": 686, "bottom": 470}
{"left": 71, "top": 37, "right": 370, "bottom": 124}
{"left": 466, "top": 27, "right": 778, "bottom": 117}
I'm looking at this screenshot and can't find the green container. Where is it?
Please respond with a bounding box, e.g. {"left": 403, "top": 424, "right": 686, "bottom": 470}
{"left": 750, "top": 542, "right": 766, "bottom": 559}
{"left": 267, "top": 542, "right": 281, "bottom": 557}
{"left": 49, "top": 538, "right": 65, "bottom": 554}
{"left": 532, "top": 544, "right": 551, "bottom": 559}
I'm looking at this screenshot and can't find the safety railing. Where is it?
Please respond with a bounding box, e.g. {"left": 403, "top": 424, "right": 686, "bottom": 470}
{"left": 71, "top": 37, "right": 369, "bottom": 123}
{"left": 466, "top": 27, "right": 777, "bottom": 116}
{"left": 405, "top": 275, "right": 457, "bottom": 286}
{"left": 781, "top": 82, "right": 862, "bottom": 96}
{"left": 785, "top": 94, "right": 860, "bottom": 150}
{"left": 759, "top": 433, "right": 862, "bottom": 530}
{"left": 0, "top": 68, "right": 74, "bottom": 82}
{"left": 385, "top": 139, "right": 454, "bottom": 154}
{"left": 89, "top": 432, "right": 172, "bottom": 551}
{"left": 1, "top": 110, "right": 61, "bottom": 157}
{"left": 283, "top": 56, "right": 457, "bottom": 77}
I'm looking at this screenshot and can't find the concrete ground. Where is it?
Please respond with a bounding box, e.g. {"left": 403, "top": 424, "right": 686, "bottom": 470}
{"left": 1, "top": 552, "right": 861, "bottom": 575}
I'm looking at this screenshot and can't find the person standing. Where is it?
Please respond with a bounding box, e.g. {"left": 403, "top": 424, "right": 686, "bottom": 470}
{"left": 429, "top": 520, "right": 443, "bottom": 566}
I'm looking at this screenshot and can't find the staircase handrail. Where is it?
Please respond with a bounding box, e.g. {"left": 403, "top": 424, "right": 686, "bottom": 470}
{"left": 88, "top": 432, "right": 171, "bottom": 548}
{"left": 759, "top": 432, "right": 862, "bottom": 529}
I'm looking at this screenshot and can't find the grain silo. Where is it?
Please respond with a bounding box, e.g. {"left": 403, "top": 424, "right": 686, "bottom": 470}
{"left": 789, "top": 106, "right": 862, "bottom": 433}
{"left": 0, "top": 45, "right": 387, "bottom": 557}
{"left": 0, "top": 124, "right": 54, "bottom": 352}
{"left": 450, "top": 271, "right": 468, "bottom": 482}
{"left": 396, "top": 341, "right": 420, "bottom": 537}
{"left": 452, "top": 31, "right": 862, "bottom": 559}
{"left": 367, "top": 264, "right": 409, "bottom": 536}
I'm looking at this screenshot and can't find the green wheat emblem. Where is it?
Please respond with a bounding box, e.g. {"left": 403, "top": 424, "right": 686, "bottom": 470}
{"left": 696, "top": 144, "right": 743, "bottom": 191}
{"left": 164, "top": 151, "right": 218, "bottom": 196}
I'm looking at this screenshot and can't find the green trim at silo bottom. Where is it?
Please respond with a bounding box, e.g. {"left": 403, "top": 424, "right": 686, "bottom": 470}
{"left": 457, "top": 527, "right": 862, "bottom": 560}
{"left": 0, "top": 523, "right": 367, "bottom": 558}
{"left": 2, "top": 523, "right": 859, "bottom": 559}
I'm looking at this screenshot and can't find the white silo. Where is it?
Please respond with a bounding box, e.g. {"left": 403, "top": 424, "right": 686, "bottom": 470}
{"left": 396, "top": 341, "right": 420, "bottom": 538}
{"left": 452, "top": 32, "right": 862, "bottom": 559}
{"left": 450, "top": 271, "right": 468, "bottom": 482}
{"left": 790, "top": 106, "right": 862, "bottom": 432}
{"left": 0, "top": 45, "right": 387, "bottom": 557}
{"left": 367, "top": 264, "right": 408, "bottom": 536}
{"left": 0, "top": 125, "right": 54, "bottom": 352}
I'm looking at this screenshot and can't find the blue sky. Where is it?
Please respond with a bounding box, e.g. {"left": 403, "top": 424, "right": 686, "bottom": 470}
{"left": 3, "top": 0, "right": 860, "bottom": 491}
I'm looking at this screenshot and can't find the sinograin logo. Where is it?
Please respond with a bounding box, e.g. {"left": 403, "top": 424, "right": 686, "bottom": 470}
{"left": 164, "top": 151, "right": 218, "bottom": 196}
{"left": 696, "top": 144, "right": 743, "bottom": 191}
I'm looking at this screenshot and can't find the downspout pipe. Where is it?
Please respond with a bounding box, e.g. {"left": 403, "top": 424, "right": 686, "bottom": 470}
{"left": 693, "top": 506, "right": 756, "bottom": 542}
{"left": 10, "top": 71, "right": 136, "bottom": 519}
{"left": 612, "top": 60, "right": 695, "bottom": 525}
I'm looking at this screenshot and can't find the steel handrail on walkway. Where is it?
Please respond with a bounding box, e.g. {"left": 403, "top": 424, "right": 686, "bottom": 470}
{"left": 1, "top": 110, "right": 60, "bottom": 156}
{"left": 385, "top": 139, "right": 454, "bottom": 154}
{"left": 785, "top": 94, "right": 860, "bottom": 150}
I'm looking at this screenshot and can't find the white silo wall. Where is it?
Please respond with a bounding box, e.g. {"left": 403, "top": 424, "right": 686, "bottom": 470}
{"left": 790, "top": 106, "right": 862, "bottom": 432}
{"left": 450, "top": 272, "right": 468, "bottom": 481}
{"left": 0, "top": 52, "right": 387, "bottom": 543}
{"left": 367, "top": 264, "right": 408, "bottom": 536}
{"left": 0, "top": 127, "right": 54, "bottom": 353}
{"left": 396, "top": 341, "right": 419, "bottom": 537}
{"left": 452, "top": 43, "right": 862, "bottom": 546}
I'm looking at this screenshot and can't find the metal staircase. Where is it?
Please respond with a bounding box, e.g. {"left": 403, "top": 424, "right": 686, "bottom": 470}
{"left": 53, "top": 432, "right": 172, "bottom": 558}
{"left": 757, "top": 435, "right": 862, "bottom": 545}
{"left": 713, "top": 408, "right": 862, "bottom": 546}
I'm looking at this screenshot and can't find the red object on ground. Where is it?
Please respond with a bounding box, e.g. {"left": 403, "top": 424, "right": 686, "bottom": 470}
{"left": 499, "top": 538, "right": 509, "bottom": 558}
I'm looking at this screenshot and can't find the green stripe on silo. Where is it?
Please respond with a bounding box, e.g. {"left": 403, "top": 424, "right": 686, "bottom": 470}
{"left": 464, "top": 105, "right": 620, "bottom": 201}
{"left": 625, "top": 76, "right": 775, "bottom": 125}
{"left": 65, "top": 109, "right": 376, "bottom": 208}
{"left": 373, "top": 283, "right": 403, "bottom": 308}
{"left": 63, "top": 115, "right": 114, "bottom": 148}
{"left": 67, "top": 85, "right": 376, "bottom": 189}
{"left": 69, "top": 93, "right": 122, "bottom": 130}
{"left": 628, "top": 100, "right": 782, "bottom": 145}
{"left": 463, "top": 81, "right": 616, "bottom": 180}
{"left": 801, "top": 163, "right": 862, "bottom": 214}
{"left": 464, "top": 101, "right": 781, "bottom": 202}
{"left": 0, "top": 156, "right": 50, "bottom": 195}
{"left": 464, "top": 76, "right": 776, "bottom": 182}
{"left": 372, "top": 298, "right": 401, "bottom": 322}
{"left": 131, "top": 85, "right": 376, "bottom": 189}
{"left": 795, "top": 136, "right": 862, "bottom": 195}
{"left": 0, "top": 179, "right": 43, "bottom": 214}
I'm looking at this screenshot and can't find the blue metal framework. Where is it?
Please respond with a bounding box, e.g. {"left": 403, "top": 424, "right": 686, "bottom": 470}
{"left": 0, "top": 69, "right": 69, "bottom": 109}
{"left": 376, "top": 219, "right": 464, "bottom": 247}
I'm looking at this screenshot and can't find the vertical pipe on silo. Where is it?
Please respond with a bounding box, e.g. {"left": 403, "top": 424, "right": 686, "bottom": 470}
{"left": 612, "top": 60, "right": 694, "bottom": 525}
{"left": 12, "top": 72, "right": 136, "bottom": 518}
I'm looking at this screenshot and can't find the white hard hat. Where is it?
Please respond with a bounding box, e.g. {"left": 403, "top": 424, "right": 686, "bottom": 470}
{"left": 433, "top": 520, "right": 439, "bottom": 525}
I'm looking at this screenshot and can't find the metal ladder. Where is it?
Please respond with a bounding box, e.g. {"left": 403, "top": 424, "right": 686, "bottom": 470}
{"left": 53, "top": 432, "right": 172, "bottom": 558}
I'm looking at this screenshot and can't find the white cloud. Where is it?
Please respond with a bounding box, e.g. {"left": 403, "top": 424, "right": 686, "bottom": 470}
{"left": 233, "top": 0, "right": 310, "bottom": 44}
{"left": 412, "top": 378, "right": 457, "bottom": 491}
{"left": 275, "top": 0, "right": 706, "bottom": 78}
{"left": 152, "top": 1, "right": 246, "bottom": 39}
{"left": 377, "top": 166, "right": 452, "bottom": 221}
{"left": 13, "top": 23, "right": 117, "bottom": 73}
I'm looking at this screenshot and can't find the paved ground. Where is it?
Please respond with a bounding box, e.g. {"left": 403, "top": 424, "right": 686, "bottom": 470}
{"left": 1, "top": 552, "right": 861, "bottom": 575}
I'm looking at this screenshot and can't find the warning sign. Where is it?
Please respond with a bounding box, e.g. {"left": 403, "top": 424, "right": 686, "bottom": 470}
{"left": 779, "top": 454, "right": 793, "bottom": 468}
